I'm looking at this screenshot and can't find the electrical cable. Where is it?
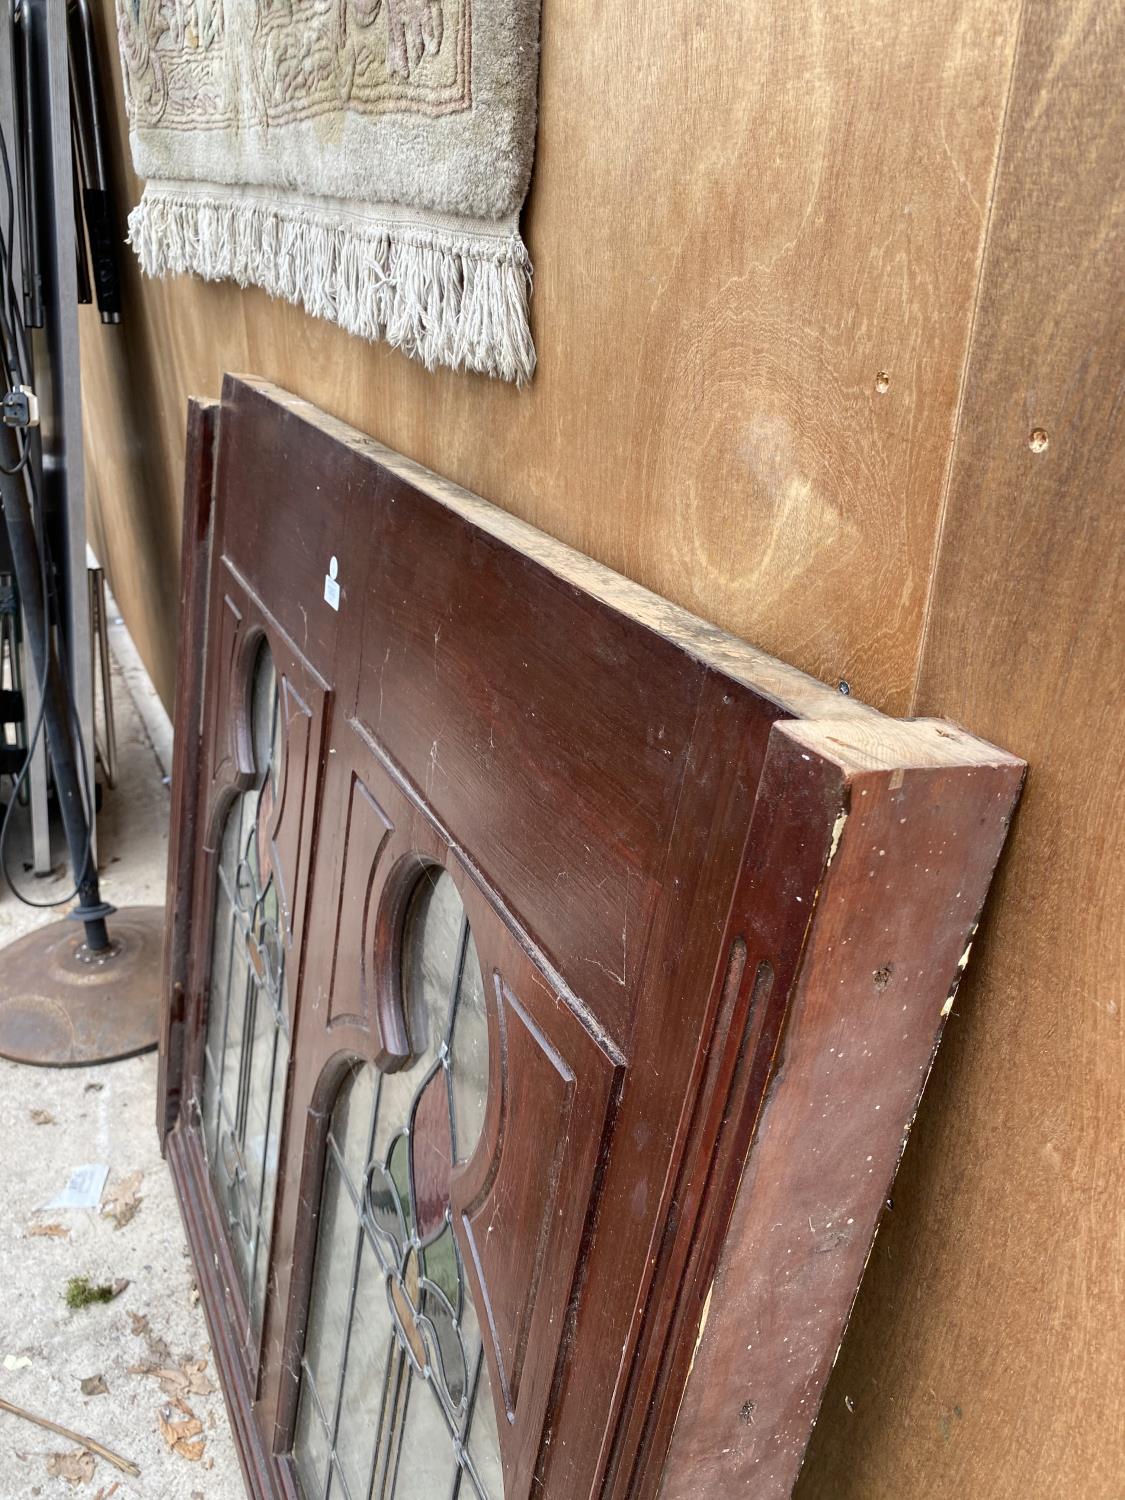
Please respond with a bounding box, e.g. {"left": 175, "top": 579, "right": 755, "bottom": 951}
{"left": 0, "top": 114, "right": 32, "bottom": 477}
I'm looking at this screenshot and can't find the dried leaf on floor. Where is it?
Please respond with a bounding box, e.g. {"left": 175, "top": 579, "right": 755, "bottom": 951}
{"left": 26, "top": 1221, "right": 70, "bottom": 1239}
{"left": 158, "top": 1397, "right": 206, "bottom": 1462}
{"left": 46, "top": 1449, "right": 95, "bottom": 1485}
{"left": 100, "top": 1172, "right": 143, "bottom": 1230}
{"left": 178, "top": 1358, "right": 215, "bottom": 1395}
{"left": 29, "top": 1108, "right": 56, "bottom": 1126}
{"left": 93, "top": 1485, "right": 121, "bottom": 1500}
{"left": 79, "top": 1374, "right": 108, "bottom": 1397}
{"left": 127, "top": 1313, "right": 173, "bottom": 1366}
{"left": 129, "top": 1358, "right": 214, "bottom": 1397}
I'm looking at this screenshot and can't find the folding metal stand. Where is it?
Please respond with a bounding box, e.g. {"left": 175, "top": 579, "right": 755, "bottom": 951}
{"left": 0, "top": 0, "right": 162, "bottom": 1066}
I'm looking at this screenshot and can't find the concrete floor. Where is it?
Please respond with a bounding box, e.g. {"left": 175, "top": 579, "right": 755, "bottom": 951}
{"left": 0, "top": 636, "right": 244, "bottom": 1497}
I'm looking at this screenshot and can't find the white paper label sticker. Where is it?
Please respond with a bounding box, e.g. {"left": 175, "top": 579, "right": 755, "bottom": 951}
{"left": 324, "top": 555, "right": 341, "bottom": 611}
{"left": 42, "top": 1163, "right": 110, "bottom": 1211}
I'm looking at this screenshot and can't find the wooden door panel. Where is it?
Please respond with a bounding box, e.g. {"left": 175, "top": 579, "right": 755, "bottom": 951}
{"left": 161, "top": 378, "right": 1024, "bottom": 1500}
{"left": 351, "top": 479, "right": 708, "bottom": 1048}
{"left": 180, "top": 558, "right": 331, "bottom": 1402}
{"left": 305, "top": 714, "right": 405, "bottom": 1062}
{"left": 268, "top": 675, "right": 314, "bottom": 950}
{"left": 204, "top": 591, "right": 245, "bottom": 794}
{"left": 271, "top": 703, "right": 625, "bottom": 1497}
{"left": 457, "top": 964, "right": 622, "bottom": 1498}
{"left": 211, "top": 389, "right": 368, "bottom": 694}
{"left": 194, "top": 565, "right": 330, "bottom": 1000}
{"left": 324, "top": 769, "right": 395, "bottom": 1036}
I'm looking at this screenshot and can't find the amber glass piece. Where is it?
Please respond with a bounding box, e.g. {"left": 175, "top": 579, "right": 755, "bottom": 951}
{"left": 388, "top": 1246, "right": 427, "bottom": 1369}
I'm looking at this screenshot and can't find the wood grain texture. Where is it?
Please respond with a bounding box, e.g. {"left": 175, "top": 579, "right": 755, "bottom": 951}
{"left": 78, "top": 0, "right": 1022, "bottom": 713}
{"left": 795, "top": 2, "right": 1125, "bottom": 1496}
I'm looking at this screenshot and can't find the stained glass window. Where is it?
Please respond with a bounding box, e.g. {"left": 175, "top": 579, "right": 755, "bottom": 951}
{"left": 293, "top": 868, "right": 503, "bottom": 1500}
{"left": 200, "top": 640, "right": 290, "bottom": 1337}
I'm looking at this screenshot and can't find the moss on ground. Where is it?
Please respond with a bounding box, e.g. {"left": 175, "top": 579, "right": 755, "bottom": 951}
{"left": 63, "top": 1275, "right": 117, "bottom": 1309}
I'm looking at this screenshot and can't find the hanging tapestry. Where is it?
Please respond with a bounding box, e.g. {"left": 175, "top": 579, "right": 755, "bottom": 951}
{"left": 116, "top": 0, "right": 541, "bottom": 382}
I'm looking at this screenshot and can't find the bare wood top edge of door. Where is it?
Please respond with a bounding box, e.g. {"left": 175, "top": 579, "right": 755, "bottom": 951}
{"left": 221, "top": 375, "right": 1018, "bottom": 768}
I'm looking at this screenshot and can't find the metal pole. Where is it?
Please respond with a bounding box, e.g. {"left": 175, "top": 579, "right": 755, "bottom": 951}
{"left": 0, "top": 410, "right": 112, "bottom": 951}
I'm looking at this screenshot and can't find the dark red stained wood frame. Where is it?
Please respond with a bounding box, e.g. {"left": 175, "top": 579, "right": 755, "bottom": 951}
{"left": 158, "top": 396, "right": 217, "bottom": 1144}
{"left": 159, "top": 377, "right": 1024, "bottom": 1500}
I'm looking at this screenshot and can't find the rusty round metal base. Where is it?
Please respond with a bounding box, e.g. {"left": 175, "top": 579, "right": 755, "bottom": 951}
{"left": 0, "top": 905, "right": 164, "bottom": 1067}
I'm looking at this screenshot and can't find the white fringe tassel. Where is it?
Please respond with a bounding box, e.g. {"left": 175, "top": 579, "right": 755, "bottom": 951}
{"left": 128, "top": 188, "right": 536, "bottom": 384}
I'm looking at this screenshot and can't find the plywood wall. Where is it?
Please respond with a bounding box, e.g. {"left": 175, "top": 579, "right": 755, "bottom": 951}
{"left": 796, "top": 1, "right": 1125, "bottom": 1493}
{"left": 78, "top": 1, "right": 1124, "bottom": 1495}
{"left": 82, "top": 0, "right": 1026, "bottom": 714}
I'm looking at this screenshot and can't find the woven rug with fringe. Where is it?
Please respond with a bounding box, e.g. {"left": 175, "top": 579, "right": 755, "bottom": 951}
{"left": 116, "top": 1, "right": 541, "bottom": 382}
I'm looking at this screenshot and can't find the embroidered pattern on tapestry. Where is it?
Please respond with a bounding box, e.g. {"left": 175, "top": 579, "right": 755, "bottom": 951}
{"left": 119, "top": 0, "right": 472, "bottom": 132}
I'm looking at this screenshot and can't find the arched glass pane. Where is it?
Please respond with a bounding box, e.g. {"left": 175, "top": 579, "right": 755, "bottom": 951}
{"left": 200, "top": 640, "right": 289, "bottom": 1339}
{"left": 294, "top": 869, "right": 502, "bottom": 1500}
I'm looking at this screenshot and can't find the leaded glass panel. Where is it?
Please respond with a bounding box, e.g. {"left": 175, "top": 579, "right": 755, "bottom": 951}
{"left": 294, "top": 869, "right": 503, "bottom": 1500}
{"left": 200, "top": 640, "right": 289, "bottom": 1338}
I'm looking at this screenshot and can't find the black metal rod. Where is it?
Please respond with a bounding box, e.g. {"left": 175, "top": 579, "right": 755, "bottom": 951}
{"left": 66, "top": 0, "right": 120, "bottom": 323}
{"left": 0, "top": 417, "right": 110, "bottom": 950}
{"left": 12, "top": 0, "right": 44, "bottom": 329}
